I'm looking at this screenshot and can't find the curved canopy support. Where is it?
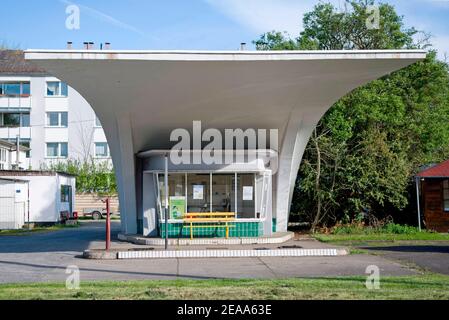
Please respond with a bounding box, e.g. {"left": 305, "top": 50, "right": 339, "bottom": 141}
{"left": 26, "top": 50, "right": 426, "bottom": 234}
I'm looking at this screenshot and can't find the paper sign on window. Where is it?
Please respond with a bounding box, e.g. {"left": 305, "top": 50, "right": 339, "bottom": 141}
{"left": 243, "top": 186, "right": 253, "bottom": 201}
{"left": 193, "top": 185, "right": 204, "bottom": 200}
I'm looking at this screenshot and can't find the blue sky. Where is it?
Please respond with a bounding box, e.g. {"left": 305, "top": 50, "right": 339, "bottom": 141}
{"left": 0, "top": 0, "right": 448, "bottom": 58}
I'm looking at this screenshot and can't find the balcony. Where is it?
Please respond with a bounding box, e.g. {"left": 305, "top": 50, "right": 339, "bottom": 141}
{"left": 0, "top": 95, "right": 32, "bottom": 110}
{"left": 0, "top": 126, "right": 32, "bottom": 140}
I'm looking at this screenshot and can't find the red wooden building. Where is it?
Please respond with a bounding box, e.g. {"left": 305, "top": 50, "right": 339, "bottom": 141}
{"left": 417, "top": 160, "right": 449, "bottom": 233}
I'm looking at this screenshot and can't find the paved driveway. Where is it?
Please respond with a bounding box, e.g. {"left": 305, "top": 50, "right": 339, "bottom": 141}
{"left": 0, "top": 222, "right": 416, "bottom": 284}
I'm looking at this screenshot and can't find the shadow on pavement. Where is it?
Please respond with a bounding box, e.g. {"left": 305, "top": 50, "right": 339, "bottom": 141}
{"left": 362, "top": 246, "right": 449, "bottom": 254}
{"left": 0, "top": 259, "right": 215, "bottom": 280}
{"left": 0, "top": 221, "right": 121, "bottom": 254}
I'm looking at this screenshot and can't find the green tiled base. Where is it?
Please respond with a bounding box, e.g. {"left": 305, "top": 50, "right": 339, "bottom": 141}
{"left": 272, "top": 218, "right": 277, "bottom": 233}
{"left": 159, "top": 221, "right": 264, "bottom": 238}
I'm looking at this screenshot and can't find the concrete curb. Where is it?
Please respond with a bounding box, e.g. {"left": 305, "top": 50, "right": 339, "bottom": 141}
{"left": 117, "top": 248, "right": 349, "bottom": 259}
{"left": 83, "top": 249, "right": 118, "bottom": 260}
{"left": 117, "top": 249, "right": 348, "bottom": 259}
{"left": 83, "top": 247, "right": 348, "bottom": 260}
{"left": 117, "top": 232, "right": 295, "bottom": 246}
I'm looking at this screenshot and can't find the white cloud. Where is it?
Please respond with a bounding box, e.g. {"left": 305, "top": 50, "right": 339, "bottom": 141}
{"left": 431, "top": 35, "right": 449, "bottom": 61}
{"left": 59, "top": 0, "right": 158, "bottom": 40}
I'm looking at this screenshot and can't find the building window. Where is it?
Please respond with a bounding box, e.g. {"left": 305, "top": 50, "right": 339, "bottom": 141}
{"left": 5, "top": 139, "right": 30, "bottom": 158}
{"left": 0, "top": 113, "right": 30, "bottom": 128}
{"left": 21, "top": 141, "right": 31, "bottom": 158}
{"left": 46, "top": 112, "right": 68, "bottom": 127}
{"left": 21, "top": 113, "right": 30, "bottom": 127}
{"left": 61, "top": 185, "right": 71, "bottom": 202}
{"left": 0, "top": 82, "right": 30, "bottom": 96}
{"left": 444, "top": 180, "right": 449, "bottom": 212}
{"left": 46, "top": 81, "right": 68, "bottom": 97}
{"left": 156, "top": 172, "right": 263, "bottom": 221}
{"left": 95, "top": 116, "right": 102, "bottom": 127}
{"left": 95, "top": 142, "right": 109, "bottom": 157}
{"left": 46, "top": 142, "right": 68, "bottom": 158}
{"left": 2, "top": 113, "right": 20, "bottom": 127}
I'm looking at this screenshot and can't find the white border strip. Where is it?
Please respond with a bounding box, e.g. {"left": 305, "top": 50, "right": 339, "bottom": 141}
{"left": 118, "top": 249, "right": 341, "bottom": 259}
{"left": 118, "top": 233, "right": 294, "bottom": 245}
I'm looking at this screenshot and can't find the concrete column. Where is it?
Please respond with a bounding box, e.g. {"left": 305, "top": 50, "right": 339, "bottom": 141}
{"left": 113, "top": 114, "right": 137, "bottom": 234}
{"left": 275, "top": 109, "right": 320, "bottom": 232}
{"left": 142, "top": 173, "right": 158, "bottom": 236}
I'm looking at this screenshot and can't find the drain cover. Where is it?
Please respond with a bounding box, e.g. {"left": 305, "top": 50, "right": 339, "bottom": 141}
{"left": 254, "top": 247, "right": 271, "bottom": 250}
{"left": 128, "top": 248, "right": 154, "bottom": 252}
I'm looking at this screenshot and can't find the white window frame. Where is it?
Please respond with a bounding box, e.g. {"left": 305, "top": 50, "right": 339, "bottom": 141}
{"left": 46, "top": 112, "right": 68, "bottom": 128}
{"left": 154, "top": 171, "right": 265, "bottom": 222}
{"left": 46, "top": 142, "right": 68, "bottom": 158}
{"left": 94, "top": 142, "right": 110, "bottom": 158}
{"left": 46, "top": 81, "right": 68, "bottom": 97}
{"left": 0, "top": 82, "right": 30, "bottom": 96}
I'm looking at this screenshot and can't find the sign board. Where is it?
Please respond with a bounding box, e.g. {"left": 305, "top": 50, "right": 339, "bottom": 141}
{"left": 193, "top": 185, "right": 204, "bottom": 200}
{"left": 169, "top": 197, "right": 186, "bottom": 219}
{"left": 243, "top": 186, "right": 253, "bottom": 201}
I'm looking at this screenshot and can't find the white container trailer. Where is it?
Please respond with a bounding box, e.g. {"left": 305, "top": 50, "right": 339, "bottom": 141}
{"left": 0, "top": 171, "right": 75, "bottom": 224}
{"left": 0, "top": 178, "right": 29, "bottom": 230}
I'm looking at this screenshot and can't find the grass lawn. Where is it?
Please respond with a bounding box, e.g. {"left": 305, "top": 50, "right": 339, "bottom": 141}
{"left": 0, "top": 223, "right": 80, "bottom": 236}
{"left": 313, "top": 232, "right": 449, "bottom": 244}
{"left": 1, "top": 275, "right": 449, "bottom": 300}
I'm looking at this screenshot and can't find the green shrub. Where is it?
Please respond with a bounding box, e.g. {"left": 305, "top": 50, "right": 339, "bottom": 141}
{"left": 381, "top": 223, "right": 423, "bottom": 234}
{"left": 329, "top": 222, "right": 430, "bottom": 235}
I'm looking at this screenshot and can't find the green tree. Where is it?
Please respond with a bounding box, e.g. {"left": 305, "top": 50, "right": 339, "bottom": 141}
{"left": 44, "top": 160, "right": 117, "bottom": 196}
{"left": 254, "top": 0, "right": 449, "bottom": 230}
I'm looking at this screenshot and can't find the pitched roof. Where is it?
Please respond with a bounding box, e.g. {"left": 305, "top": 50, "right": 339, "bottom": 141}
{"left": 417, "top": 159, "right": 449, "bottom": 178}
{"left": 0, "top": 139, "right": 30, "bottom": 151}
{"left": 0, "top": 50, "right": 47, "bottom": 75}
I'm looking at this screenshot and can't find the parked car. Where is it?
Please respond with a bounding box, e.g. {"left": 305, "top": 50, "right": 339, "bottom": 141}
{"left": 81, "top": 208, "right": 113, "bottom": 220}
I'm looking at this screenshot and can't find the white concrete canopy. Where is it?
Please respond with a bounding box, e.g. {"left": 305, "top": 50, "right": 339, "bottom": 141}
{"left": 25, "top": 49, "right": 426, "bottom": 234}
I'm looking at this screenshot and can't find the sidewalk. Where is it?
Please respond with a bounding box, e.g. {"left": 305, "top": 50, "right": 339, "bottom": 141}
{"left": 85, "top": 235, "right": 349, "bottom": 259}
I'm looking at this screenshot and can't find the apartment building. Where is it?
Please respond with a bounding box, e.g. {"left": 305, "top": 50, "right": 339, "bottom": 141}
{"left": 0, "top": 50, "right": 111, "bottom": 169}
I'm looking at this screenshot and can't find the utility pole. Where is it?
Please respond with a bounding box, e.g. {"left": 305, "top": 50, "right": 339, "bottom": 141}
{"left": 16, "top": 134, "right": 20, "bottom": 168}
{"left": 165, "top": 155, "right": 169, "bottom": 250}
{"left": 415, "top": 177, "right": 422, "bottom": 231}
{"left": 105, "top": 197, "right": 111, "bottom": 250}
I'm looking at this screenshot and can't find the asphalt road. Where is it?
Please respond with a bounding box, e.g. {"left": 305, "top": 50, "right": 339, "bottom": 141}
{"left": 0, "top": 221, "right": 420, "bottom": 284}
{"left": 361, "top": 244, "right": 449, "bottom": 275}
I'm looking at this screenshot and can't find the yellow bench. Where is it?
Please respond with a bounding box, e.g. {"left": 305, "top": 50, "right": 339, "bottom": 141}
{"left": 182, "top": 212, "right": 236, "bottom": 239}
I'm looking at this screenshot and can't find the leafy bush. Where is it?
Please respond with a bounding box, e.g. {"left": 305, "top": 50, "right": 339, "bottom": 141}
{"left": 381, "top": 223, "right": 423, "bottom": 234}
